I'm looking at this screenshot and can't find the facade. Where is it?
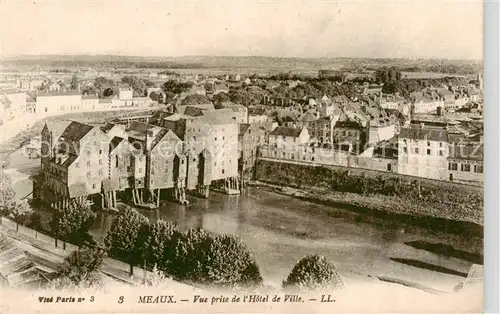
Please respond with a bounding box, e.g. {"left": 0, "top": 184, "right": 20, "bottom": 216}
{"left": 447, "top": 134, "right": 483, "bottom": 185}
{"left": 238, "top": 123, "right": 273, "bottom": 176}
{"left": 267, "top": 127, "right": 310, "bottom": 160}
{"left": 81, "top": 94, "right": 99, "bottom": 110}
{"left": 35, "top": 91, "right": 82, "bottom": 114}
{"left": 333, "top": 119, "right": 366, "bottom": 154}
{"left": 398, "top": 126, "right": 449, "bottom": 180}
{"left": 35, "top": 121, "right": 110, "bottom": 208}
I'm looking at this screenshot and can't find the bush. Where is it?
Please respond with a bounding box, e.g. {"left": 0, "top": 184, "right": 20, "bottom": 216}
{"left": 104, "top": 208, "right": 149, "bottom": 264}
{"left": 136, "top": 219, "right": 178, "bottom": 270}
{"left": 169, "top": 228, "right": 212, "bottom": 280}
{"left": 203, "top": 234, "right": 263, "bottom": 288}
{"left": 50, "top": 201, "right": 96, "bottom": 245}
{"left": 54, "top": 247, "right": 107, "bottom": 290}
{"left": 168, "top": 229, "right": 263, "bottom": 288}
{"left": 283, "top": 255, "right": 344, "bottom": 291}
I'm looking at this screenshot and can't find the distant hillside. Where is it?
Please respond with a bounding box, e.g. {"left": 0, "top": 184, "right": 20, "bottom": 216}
{"left": 1, "top": 55, "right": 483, "bottom": 75}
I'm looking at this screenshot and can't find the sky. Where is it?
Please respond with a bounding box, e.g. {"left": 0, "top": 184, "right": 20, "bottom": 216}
{"left": 0, "top": 0, "right": 483, "bottom": 60}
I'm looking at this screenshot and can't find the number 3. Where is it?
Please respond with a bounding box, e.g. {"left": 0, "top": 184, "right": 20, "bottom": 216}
{"left": 118, "top": 296, "right": 124, "bottom": 304}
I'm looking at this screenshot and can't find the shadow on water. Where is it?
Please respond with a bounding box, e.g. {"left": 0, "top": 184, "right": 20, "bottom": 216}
{"left": 404, "top": 241, "right": 483, "bottom": 265}
{"left": 390, "top": 257, "right": 469, "bottom": 278}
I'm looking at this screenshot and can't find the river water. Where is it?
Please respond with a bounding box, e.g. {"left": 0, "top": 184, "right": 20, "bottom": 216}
{"left": 90, "top": 187, "right": 474, "bottom": 291}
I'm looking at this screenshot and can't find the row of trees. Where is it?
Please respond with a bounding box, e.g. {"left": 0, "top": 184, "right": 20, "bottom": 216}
{"left": 102, "top": 208, "right": 344, "bottom": 290}
{"left": 103, "top": 209, "right": 263, "bottom": 288}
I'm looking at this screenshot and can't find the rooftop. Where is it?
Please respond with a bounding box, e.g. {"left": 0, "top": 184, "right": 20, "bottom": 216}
{"left": 270, "top": 126, "right": 303, "bottom": 138}
{"left": 59, "top": 121, "right": 94, "bottom": 142}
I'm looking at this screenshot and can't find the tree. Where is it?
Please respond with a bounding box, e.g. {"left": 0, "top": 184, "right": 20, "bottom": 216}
{"left": 0, "top": 170, "right": 16, "bottom": 217}
{"left": 136, "top": 219, "right": 178, "bottom": 270}
{"left": 121, "top": 76, "right": 154, "bottom": 97}
{"left": 104, "top": 208, "right": 149, "bottom": 267}
{"left": 169, "top": 229, "right": 263, "bottom": 288}
{"left": 10, "top": 199, "right": 33, "bottom": 231}
{"left": 202, "top": 234, "right": 263, "bottom": 288}
{"left": 282, "top": 255, "right": 344, "bottom": 291}
{"left": 212, "top": 92, "right": 230, "bottom": 107}
{"left": 170, "top": 228, "right": 211, "bottom": 280}
{"left": 162, "top": 80, "right": 193, "bottom": 95}
{"left": 50, "top": 201, "right": 96, "bottom": 246}
{"left": 180, "top": 94, "right": 211, "bottom": 107}
{"left": 53, "top": 247, "right": 107, "bottom": 290}
{"left": 70, "top": 75, "right": 79, "bottom": 90}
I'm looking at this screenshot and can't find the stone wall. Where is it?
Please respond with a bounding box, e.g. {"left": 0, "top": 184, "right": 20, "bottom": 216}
{"left": 255, "top": 158, "right": 483, "bottom": 226}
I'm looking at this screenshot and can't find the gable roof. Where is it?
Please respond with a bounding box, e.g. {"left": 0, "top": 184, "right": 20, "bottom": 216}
{"left": 59, "top": 121, "right": 94, "bottom": 142}
{"left": 44, "top": 120, "right": 73, "bottom": 137}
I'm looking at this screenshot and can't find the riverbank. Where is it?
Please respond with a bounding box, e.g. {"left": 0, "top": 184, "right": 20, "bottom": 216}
{"left": 248, "top": 181, "right": 483, "bottom": 256}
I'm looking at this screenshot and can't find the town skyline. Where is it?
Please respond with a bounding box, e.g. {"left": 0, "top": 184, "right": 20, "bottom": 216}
{"left": 1, "top": 0, "right": 483, "bottom": 60}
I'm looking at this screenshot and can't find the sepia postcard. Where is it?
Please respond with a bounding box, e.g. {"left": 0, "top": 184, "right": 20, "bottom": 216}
{"left": 0, "top": 0, "right": 485, "bottom": 313}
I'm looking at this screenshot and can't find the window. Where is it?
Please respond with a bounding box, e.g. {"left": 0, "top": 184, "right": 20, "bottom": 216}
{"left": 403, "top": 147, "right": 408, "bottom": 153}
{"left": 427, "top": 141, "right": 430, "bottom": 146}
{"left": 214, "top": 137, "right": 217, "bottom": 141}
{"left": 87, "top": 171, "right": 91, "bottom": 177}
{"left": 474, "top": 165, "right": 483, "bottom": 173}
{"left": 461, "top": 164, "right": 471, "bottom": 172}
{"left": 222, "top": 169, "right": 225, "bottom": 174}
{"left": 415, "top": 148, "right": 419, "bottom": 154}
{"left": 87, "top": 161, "right": 90, "bottom": 166}
{"left": 75, "top": 162, "right": 79, "bottom": 168}
{"left": 426, "top": 149, "right": 431, "bottom": 155}
{"left": 92, "top": 183, "right": 96, "bottom": 189}
{"left": 115, "top": 155, "right": 119, "bottom": 167}
{"left": 99, "top": 149, "right": 102, "bottom": 154}
{"left": 439, "top": 142, "right": 443, "bottom": 147}
{"left": 181, "top": 160, "right": 184, "bottom": 164}
{"left": 449, "top": 163, "right": 458, "bottom": 171}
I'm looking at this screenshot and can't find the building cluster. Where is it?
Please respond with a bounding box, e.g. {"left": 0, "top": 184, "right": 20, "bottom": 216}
{"left": 0, "top": 83, "right": 153, "bottom": 123}
{"left": 258, "top": 80, "right": 483, "bottom": 186}
{"left": 33, "top": 103, "right": 275, "bottom": 210}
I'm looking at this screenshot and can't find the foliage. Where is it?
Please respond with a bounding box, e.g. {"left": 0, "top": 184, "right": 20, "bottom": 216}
{"left": 10, "top": 199, "right": 33, "bottom": 227}
{"left": 50, "top": 201, "right": 96, "bottom": 245}
{"left": 136, "top": 219, "right": 178, "bottom": 270}
{"left": 202, "top": 234, "right": 263, "bottom": 287}
{"left": 168, "top": 229, "right": 263, "bottom": 288}
{"left": 282, "top": 255, "right": 344, "bottom": 291}
{"left": 181, "top": 94, "right": 211, "bottom": 107}
{"left": 0, "top": 170, "right": 16, "bottom": 216}
{"left": 212, "top": 92, "right": 231, "bottom": 106}
{"left": 81, "top": 76, "right": 116, "bottom": 98}
{"left": 169, "top": 228, "right": 212, "bottom": 280}
{"left": 228, "top": 85, "right": 267, "bottom": 106}
{"left": 121, "top": 76, "right": 155, "bottom": 97}
{"left": 53, "top": 247, "right": 106, "bottom": 290}
{"left": 162, "top": 80, "right": 193, "bottom": 95}
{"left": 104, "top": 208, "right": 149, "bottom": 264}
{"left": 149, "top": 91, "right": 164, "bottom": 103}
{"left": 255, "top": 160, "right": 484, "bottom": 224}
{"left": 70, "top": 75, "right": 79, "bottom": 90}
{"left": 143, "top": 264, "right": 170, "bottom": 289}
